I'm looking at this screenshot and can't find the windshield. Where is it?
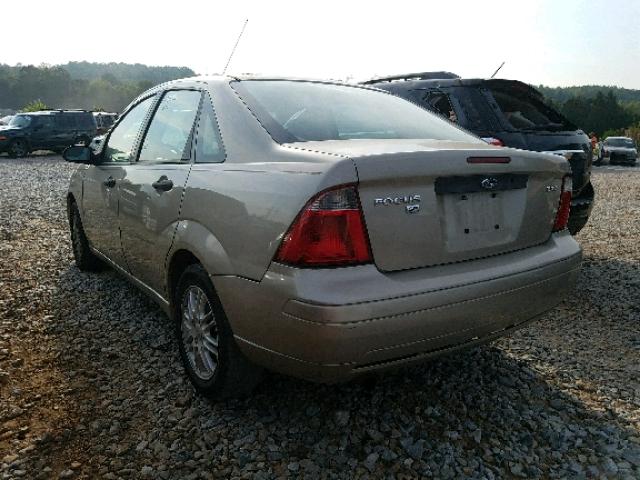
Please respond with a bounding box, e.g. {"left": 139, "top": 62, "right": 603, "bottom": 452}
{"left": 9, "top": 115, "right": 32, "bottom": 128}
{"left": 488, "top": 85, "right": 574, "bottom": 132}
{"left": 605, "top": 138, "right": 635, "bottom": 148}
{"left": 233, "top": 80, "right": 482, "bottom": 144}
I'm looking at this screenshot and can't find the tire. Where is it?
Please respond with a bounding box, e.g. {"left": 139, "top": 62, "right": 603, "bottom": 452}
{"left": 8, "top": 139, "right": 29, "bottom": 158}
{"left": 174, "top": 264, "right": 262, "bottom": 399}
{"left": 69, "top": 203, "right": 104, "bottom": 272}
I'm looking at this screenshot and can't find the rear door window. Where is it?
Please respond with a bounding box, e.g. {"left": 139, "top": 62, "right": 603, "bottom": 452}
{"left": 56, "top": 115, "right": 76, "bottom": 129}
{"left": 138, "top": 90, "right": 202, "bottom": 163}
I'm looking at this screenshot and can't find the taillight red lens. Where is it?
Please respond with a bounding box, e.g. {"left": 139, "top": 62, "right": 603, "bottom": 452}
{"left": 275, "top": 185, "right": 372, "bottom": 267}
{"left": 553, "top": 175, "right": 572, "bottom": 232}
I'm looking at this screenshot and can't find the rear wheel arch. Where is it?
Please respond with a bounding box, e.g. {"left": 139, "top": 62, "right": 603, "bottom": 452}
{"left": 167, "top": 249, "right": 205, "bottom": 308}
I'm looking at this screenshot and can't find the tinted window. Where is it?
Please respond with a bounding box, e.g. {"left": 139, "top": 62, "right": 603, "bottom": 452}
{"left": 488, "top": 86, "right": 573, "bottom": 131}
{"left": 9, "top": 115, "right": 32, "bottom": 128}
{"left": 76, "top": 113, "right": 96, "bottom": 129}
{"left": 422, "top": 91, "right": 457, "bottom": 122}
{"left": 139, "top": 90, "right": 201, "bottom": 163}
{"left": 104, "top": 96, "right": 155, "bottom": 163}
{"left": 233, "top": 80, "right": 480, "bottom": 144}
{"left": 195, "top": 93, "right": 225, "bottom": 163}
{"left": 56, "top": 115, "right": 76, "bottom": 129}
{"left": 33, "top": 116, "right": 55, "bottom": 129}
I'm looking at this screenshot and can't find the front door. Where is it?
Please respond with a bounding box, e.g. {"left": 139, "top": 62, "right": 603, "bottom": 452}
{"left": 118, "top": 89, "right": 202, "bottom": 293}
{"left": 81, "top": 95, "right": 157, "bottom": 268}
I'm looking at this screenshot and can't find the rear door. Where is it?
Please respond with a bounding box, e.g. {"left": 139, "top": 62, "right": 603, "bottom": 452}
{"left": 118, "top": 89, "right": 202, "bottom": 293}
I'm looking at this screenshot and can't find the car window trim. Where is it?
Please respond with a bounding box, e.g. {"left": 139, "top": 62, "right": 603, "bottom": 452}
{"left": 134, "top": 88, "right": 203, "bottom": 166}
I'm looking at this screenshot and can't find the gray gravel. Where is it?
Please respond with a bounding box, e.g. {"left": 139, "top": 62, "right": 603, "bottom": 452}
{"left": 1, "top": 155, "right": 639, "bottom": 479}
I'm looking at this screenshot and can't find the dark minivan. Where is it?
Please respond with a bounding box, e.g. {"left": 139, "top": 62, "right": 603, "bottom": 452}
{"left": 363, "top": 72, "right": 594, "bottom": 234}
{"left": 0, "top": 110, "right": 98, "bottom": 158}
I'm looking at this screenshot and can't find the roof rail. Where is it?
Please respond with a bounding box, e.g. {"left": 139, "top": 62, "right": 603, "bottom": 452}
{"left": 362, "top": 71, "right": 460, "bottom": 84}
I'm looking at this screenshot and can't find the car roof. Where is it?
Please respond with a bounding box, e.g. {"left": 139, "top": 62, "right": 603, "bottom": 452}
{"left": 605, "top": 136, "right": 633, "bottom": 140}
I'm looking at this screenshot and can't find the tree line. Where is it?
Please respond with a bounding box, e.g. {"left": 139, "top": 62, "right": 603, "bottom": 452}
{"left": 0, "top": 62, "right": 194, "bottom": 113}
{"left": 538, "top": 85, "right": 640, "bottom": 138}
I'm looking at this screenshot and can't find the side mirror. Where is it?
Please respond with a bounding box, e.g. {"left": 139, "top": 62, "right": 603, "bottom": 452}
{"left": 63, "top": 145, "right": 92, "bottom": 164}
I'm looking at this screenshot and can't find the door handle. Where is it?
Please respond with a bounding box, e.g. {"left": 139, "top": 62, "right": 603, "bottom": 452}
{"left": 152, "top": 176, "right": 174, "bottom": 192}
{"left": 103, "top": 176, "right": 116, "bottom": 188}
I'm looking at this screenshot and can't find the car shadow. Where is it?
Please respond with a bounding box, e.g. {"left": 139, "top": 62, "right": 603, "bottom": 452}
{"left": 46, "top": 254, "right": 640, "bottom": 478}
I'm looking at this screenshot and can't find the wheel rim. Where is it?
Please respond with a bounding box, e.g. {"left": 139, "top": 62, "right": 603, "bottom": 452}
{"left": 181, "top": 285, "right": 219, "bottom": 381}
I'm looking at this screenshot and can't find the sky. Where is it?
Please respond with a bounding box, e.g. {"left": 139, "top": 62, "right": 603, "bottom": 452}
{"left": 4, "top": 0, "right": 640, "bottom": 88}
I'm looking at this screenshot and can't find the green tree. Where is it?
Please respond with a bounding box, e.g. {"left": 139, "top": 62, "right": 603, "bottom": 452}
{"left": 20, "top": 99, "right": 49, "bottom": 112}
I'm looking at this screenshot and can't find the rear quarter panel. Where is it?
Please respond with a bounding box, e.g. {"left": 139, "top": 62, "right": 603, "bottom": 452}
{"left": 173, "top": 148, "right": 358, "bottom": 281}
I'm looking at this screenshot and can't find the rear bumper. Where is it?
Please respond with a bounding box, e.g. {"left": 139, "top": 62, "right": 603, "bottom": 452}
{"left": 214, "top": 232, "right": 582, "bottom": 383}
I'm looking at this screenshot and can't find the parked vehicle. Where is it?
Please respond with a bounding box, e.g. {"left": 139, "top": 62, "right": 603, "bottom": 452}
{"left": 363, "top": 72, "right": 595, "bottom": 235}
{"left": 599, "top": 136, "right": 637, "bottom": 165}
{"left": 93, "top": 112, "right": 118, "bottom": 135}
{"left": 0, "top": 110, "right": 97, "bottom": 157}
{"left": 63, "top": 76, "right": 581, "bottom": 398}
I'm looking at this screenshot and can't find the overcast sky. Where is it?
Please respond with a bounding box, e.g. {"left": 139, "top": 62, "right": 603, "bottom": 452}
{"left": 5, "top": 0, "right": 640, "bottom": 88}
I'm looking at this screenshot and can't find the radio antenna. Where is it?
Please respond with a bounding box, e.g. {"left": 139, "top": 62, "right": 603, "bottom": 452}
{"left": 490, "top": 61, "right": 505, "bottom": 79}
{"left": 222, "top": 18, "right": 249, "bottom": 75}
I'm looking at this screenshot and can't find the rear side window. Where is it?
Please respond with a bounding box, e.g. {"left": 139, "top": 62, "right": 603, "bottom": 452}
{"left": 422, "top": 91, "right": 455, "bottom": 119}
{"left": 77, "top": 114, "right": 96, "bottom": 129}
{"left": 233, "top": 80, "right": 481, "bottom": 144}
{"left": 195, "top": 93, "right": 225, "bottom": 163}
{"left": 56, "top": 115, "right": 76, "bottom": 129}
{"left": 139, "top": 90, "right": 201, "bottom": 163}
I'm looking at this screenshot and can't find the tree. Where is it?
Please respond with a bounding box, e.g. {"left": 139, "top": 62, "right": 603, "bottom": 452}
{"left": 20, "top": 99, "right": 49, "bottom": 112}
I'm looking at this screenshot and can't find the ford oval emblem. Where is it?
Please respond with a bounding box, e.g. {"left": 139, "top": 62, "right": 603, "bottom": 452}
{"left": 481, "top": 177, "right": 499, "bottom": 190}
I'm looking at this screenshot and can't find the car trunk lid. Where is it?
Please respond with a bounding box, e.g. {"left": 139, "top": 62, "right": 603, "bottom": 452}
{"left": 289, "top": 139, "right": 568, "bottom": 272}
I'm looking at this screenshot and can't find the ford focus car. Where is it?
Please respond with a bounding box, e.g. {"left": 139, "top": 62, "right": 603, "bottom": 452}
{"left": 63, "top": 76, "right": 582, "bottom": 398}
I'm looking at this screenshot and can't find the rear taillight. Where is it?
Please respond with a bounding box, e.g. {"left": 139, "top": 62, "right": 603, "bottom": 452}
{"left": 275, "top": 184, "right": 372, "bottom": 267}
{"left": 553, "top": 175, "right": 572, "bottom": 232}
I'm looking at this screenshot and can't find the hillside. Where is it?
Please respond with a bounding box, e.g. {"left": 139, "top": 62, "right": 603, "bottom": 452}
{"left": 63, "top": 61, "right": 195, "bottom": 85}
{"left": 0, "top": 62, "right": 196, "bottom": 112}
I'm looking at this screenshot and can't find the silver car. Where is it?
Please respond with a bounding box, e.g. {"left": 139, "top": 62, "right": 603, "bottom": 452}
{"left": 64, "top": 76, "right": 582, "bottom": 398}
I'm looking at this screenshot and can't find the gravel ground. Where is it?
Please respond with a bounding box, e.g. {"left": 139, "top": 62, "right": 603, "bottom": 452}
{"left": 1, "top": 155, "right": 639, "bottom": 479}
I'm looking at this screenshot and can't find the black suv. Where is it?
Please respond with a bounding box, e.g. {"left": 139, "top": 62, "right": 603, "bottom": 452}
{"left": 0, "top": 110, "right": 98, "bottom": 158}
{"left": 363, "top": 72, "right": 595, "bottom": 235}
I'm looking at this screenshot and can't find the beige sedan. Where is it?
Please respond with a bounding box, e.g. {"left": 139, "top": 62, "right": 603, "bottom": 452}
{"left": 63, "top": 76, "right": 581, "bottom": 398}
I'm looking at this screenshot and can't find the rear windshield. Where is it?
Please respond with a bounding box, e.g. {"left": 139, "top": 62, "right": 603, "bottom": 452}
{"left": 488, "top": 85, "right": 575, "bottom": 132}
{"left": 233, "top": 80, "right": 481, "bottom": 144}
{"left": 605, "top": 138, "right": 635, "bottom": 147}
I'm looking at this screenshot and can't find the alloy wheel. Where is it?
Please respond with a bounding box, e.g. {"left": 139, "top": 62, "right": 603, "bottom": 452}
{"left": 180, "top": 285, "right": 219, "bottom": 381}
